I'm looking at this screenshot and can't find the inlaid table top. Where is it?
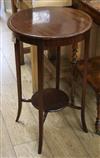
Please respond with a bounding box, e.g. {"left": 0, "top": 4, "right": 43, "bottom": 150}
{"left": 8, "top": 7, "right": 92, "bottom": 43}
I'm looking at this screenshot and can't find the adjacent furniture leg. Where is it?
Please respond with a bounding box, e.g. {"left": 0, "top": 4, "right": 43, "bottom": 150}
{"left": 11, "top": 0, "right": 17, "bottom": 13}
{"left": 95, "top": 93, "right": 100, "bottom": 135}
{"left": 31, "top": 46, "right": 38, "bottom": 92}
{"left": 14, "top": 39, "right": 22, "bottom": 122}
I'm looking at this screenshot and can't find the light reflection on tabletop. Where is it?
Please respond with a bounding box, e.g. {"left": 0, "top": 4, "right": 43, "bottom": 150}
{"left": 32, "top": 10, "right": 50, "bottom": 24}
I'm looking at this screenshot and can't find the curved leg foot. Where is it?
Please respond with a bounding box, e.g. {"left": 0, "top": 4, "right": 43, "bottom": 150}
{"left": 14, "top": 39, "right": 22, "bottom": 122}
{"left": 16, "top": 101, "right": 22, "bottom": 122}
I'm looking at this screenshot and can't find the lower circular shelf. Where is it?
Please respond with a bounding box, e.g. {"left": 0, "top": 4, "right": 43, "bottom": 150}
{"left": 31, "top": 88, "right": 69, "bottom": 112}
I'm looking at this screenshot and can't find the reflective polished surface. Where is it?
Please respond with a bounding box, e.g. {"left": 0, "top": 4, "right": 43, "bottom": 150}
{"left": 8, "top": 7, "right": 92, "bottom": 39}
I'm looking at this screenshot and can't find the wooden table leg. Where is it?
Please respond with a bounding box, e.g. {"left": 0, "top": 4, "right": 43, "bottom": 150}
{"left": 81, "top": 31, "right": 90, "bottom": 132}
{"left": 37, "top": 45, "right": 44, "bottom": 154}
{"left": 37, "top": 45, "right": 44, "bottom": 90}
{"left": 56, "top": 47, "right": 61, "bottom": 89}
{"left": 14, "top": 39, "right": 22, "bottom": 122}
{"left": 20, "top": 42, "right": 24, "bottom": 65}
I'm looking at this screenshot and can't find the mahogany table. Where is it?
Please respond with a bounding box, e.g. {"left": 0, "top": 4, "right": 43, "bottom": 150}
{"left": 8, "top": 7, "right": 92, "bottom": 133}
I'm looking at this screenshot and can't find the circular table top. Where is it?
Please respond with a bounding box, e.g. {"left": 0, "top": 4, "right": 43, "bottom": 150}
{"left": 8, "top": 7, "right": 92, "bottom": 40}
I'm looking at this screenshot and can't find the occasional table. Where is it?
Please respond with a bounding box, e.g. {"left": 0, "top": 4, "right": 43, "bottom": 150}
{"left": 8, "top": 7, "right": 92, "bottom": 133}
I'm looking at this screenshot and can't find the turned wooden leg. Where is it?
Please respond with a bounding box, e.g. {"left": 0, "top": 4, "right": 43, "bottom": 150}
{"left": 14, "top": 39, "right": 22, "bottom": 122}
{"left": 71, "top": 43, "right": 78, "bottom": 106}
{"left": 95, "top": 94, "right": 100, "bottom": 135}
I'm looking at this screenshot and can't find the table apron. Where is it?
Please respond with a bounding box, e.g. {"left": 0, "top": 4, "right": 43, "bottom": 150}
{"left": 14, "top": 31, "right": 90, "bottom": 49}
